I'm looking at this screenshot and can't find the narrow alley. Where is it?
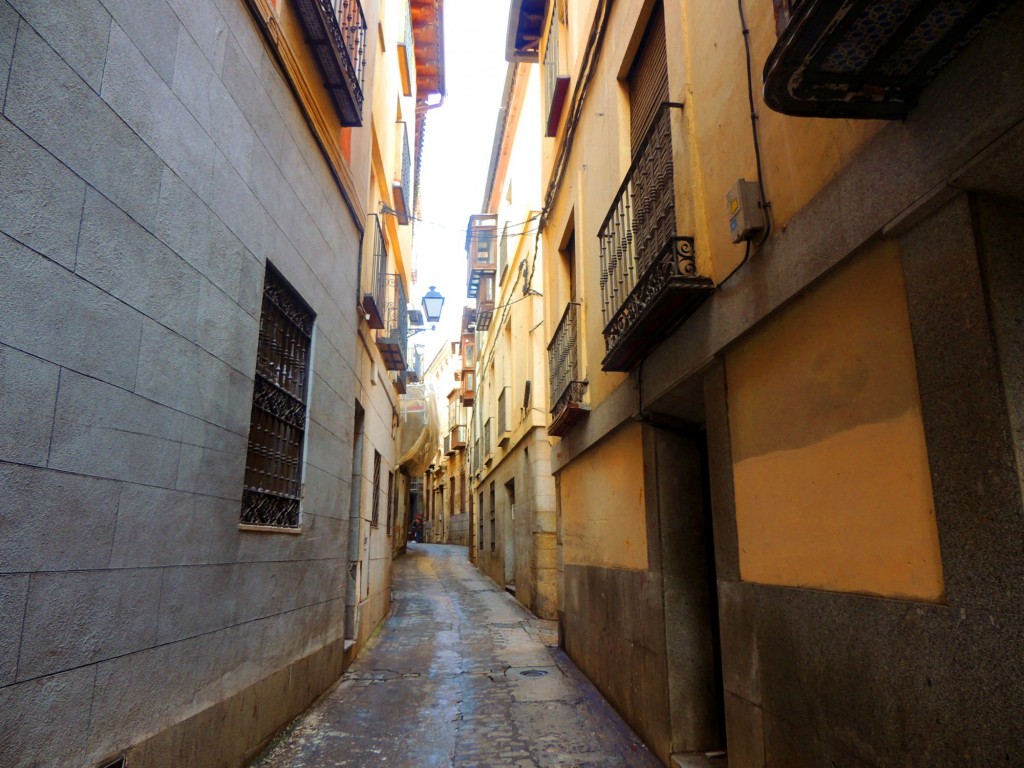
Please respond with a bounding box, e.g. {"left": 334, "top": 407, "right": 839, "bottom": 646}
{"left": 251, "top": 545, "right": 662, "bottom": 768}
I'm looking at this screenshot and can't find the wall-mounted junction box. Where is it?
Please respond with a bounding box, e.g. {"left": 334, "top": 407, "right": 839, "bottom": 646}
{"left": 727, "top": 179, "right": 766, "bottom": 243}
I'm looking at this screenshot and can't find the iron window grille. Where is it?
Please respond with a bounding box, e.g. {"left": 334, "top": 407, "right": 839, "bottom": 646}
{"left": 371, "top": 450, "right": 382, "bottom": 527}
{"left": 241, "top": 266, "right": 315, "bottom": 529}
{"left": 385, "top": 470, "right": 395, "bottom": 534}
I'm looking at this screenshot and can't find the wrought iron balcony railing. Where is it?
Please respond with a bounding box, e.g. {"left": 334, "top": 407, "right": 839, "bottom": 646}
{"left": 362, "top": 214, "right": 387, "bottom": 329}
{"left": 764, "top": 0, "right": 1011, "bottom": 119}
{"left": 598, "top": 102, "right": 714, "bottom": 372}
{"left": 375, "top": 274, "right": 408, "bottom": 371}
{"left": 497, "top": 387, "right": 512, "bottom": 446}
{"left": 397, "top": 5, "right": 415, "bottom": 96}
{"left": 292, "top": 0, "right": 367, "bottom": 126}
{"left": 547, "top": 302, "right": 588, "bottom": 437}
{"left": 451, "top": 424, "right": 468, "bottom": 451}
{"left": 543, "top": 6, "right": 569, "bottom": 136}
{"left": 392, "top": 122, "right": 412, "bottom": 224}
{"left": 466, "top": 214, "right": 497, "bottom": 298}
{"left": 461, "top": 370, "right": 475, "bottom": 406}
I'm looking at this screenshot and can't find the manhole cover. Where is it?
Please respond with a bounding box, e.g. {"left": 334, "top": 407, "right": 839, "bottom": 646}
{"left": 507, "top": 667, "right": 553, "bottom": 679}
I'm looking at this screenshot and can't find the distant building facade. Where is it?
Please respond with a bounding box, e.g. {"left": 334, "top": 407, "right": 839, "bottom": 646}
{"left": 466, "top": 61, "right": 557, "bottom": 618}
{"left": 0, "top": 0, "right": 442, "bottom": 764}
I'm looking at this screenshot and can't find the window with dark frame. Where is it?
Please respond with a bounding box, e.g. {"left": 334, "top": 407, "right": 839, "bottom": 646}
{"left": 241, "top": 265, "right": 315, "bottom": 529}
{"left": 385, "top": 470, "right": 395, "bottom": 534}
{"left": 371, "top": 450, "right": 382, "bottom": 527}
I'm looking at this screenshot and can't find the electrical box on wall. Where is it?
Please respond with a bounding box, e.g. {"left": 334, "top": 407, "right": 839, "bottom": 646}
{"left": 727, "top": 179, "right": 766, "bottom": 243}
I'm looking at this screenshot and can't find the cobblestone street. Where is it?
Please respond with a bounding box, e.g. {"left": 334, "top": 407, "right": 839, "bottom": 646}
{"left": 251, "top": 544, "right": 662, "bottom": 768}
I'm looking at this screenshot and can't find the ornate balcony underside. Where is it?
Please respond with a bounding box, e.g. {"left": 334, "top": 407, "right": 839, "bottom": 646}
{"left": 548, "top": 382, "right": 589, "bottom": 437}
{"left": 763, "top": 0, "right": 1010, "bottom": 119}
{"left": 601, "top": 238, "right": 714, "bottom": 372}
{"left": 292, "top": 0, "right": 367, "bottom": 126}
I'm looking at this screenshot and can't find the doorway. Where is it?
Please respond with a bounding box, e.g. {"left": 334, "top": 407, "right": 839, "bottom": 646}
{"left": 504, "top": 479, "right": 516, "bottom": 587}
{"left": 654, "top": 421, "right": 727, "bottom": 758}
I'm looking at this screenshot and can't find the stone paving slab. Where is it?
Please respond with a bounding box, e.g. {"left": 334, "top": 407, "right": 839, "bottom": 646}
{"left": 251, "top": 543, "right": 663, "bottom": 768}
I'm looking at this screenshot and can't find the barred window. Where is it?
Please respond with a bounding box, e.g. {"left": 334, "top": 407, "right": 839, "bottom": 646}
{"left": 385, "top": 470, "right": 395, "bottom": 534}
{"left": 241, "top": 265, "right": 315, "bottom": 529}
{"left": 371, "top": 450, "right": 382, "bottom": 527}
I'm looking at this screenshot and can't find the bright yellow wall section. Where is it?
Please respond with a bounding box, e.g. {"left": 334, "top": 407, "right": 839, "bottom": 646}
{"left": 726, "top": 242, "right": 944, "bottom": 600}
{"left": 561, "top": 422, "right": 648, "bottom": 571}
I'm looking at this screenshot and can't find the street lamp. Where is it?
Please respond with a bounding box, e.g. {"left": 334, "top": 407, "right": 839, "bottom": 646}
{"left": 421, "top": 286, "right": 445, "bottom": 324}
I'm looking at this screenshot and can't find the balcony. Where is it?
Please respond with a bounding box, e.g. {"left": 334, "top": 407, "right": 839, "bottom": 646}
{"left": 483, "top": 417, "right": 493, "bottom": 461}
{"left": 543, "top": 6, "right": 569, "bottom": 137}
{"left": 466, "top": 214, "right": 497, "bottom": 298}
{"left": 460, "top": 370, "right": 475, "bottom": 407}
{"left": 397, "top": 5, "right": 414, "bottom": 96}
{"left": 763, "top": 0, "right": 1011, "bottom": 119}
{"left": 497, "top": 387, "right": 512, "bottom": 447}
{"left": 375, "top": 274, "right": 409, "bottom": 371}
{"left": 362, "top": 214, "right": 387, "bottom": 329}
{"left": 392, "top": 122, "right": 412, "bottom": 224}
{"left": 451, "top": 424, "right": 468, "bottom": 452}
{"left": 547, "top": 302, "right": 588, "bottom": 437}
{"left": 598, "top": 103, "right": 714, "bottom": 373}
{"left": 392, "top": 369, "right": 408, "bottom": 394}
{"left": 291, "top": 0, "right": 367, "bottom": 126}
{"left": 476, "top": 275, "right": 495, "bottom": 332}
{"left": 444, "top": 433, "right": 452, "bottom": 456}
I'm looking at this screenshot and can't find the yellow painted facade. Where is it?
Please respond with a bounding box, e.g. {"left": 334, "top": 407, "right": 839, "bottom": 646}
{"left": 726, "top": 243, "right": 944, "bottom": 600}
{"left": 560, "top": 423, "right": 648, "bottom": 571}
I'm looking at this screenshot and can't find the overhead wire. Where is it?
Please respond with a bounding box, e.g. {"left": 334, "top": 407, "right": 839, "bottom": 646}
{"left": 718, "top": 0, "right": 773, "bottom": 288}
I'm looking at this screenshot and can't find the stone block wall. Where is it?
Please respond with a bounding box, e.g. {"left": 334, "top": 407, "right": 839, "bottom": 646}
{"left": 0, "top": 0, "right": 362, "bottom": 764}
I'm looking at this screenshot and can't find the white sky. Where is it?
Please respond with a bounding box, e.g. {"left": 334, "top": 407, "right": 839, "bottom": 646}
{"left": 411, "top": 0, "right": 513, "bottom": 367}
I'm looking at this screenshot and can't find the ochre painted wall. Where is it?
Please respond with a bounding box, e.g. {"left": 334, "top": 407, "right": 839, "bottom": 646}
{"left": 560, "top": 422, "right": 648, "bottom": 570}
{"left": 726, "top": 242, "right": 944, "bottom": 600}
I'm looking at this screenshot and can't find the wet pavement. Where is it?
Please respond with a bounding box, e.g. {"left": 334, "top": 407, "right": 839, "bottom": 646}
{"left": 251, "top": 543, "right": 663, "bottom": 768}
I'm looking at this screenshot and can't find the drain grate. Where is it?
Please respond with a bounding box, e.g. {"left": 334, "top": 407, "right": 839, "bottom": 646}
{"left": 491, "top": 622, "right": 520, "bottom": 628}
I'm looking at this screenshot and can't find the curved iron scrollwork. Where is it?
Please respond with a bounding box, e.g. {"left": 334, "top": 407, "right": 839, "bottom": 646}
{"left": 603, "top": 243, "right": 682, "bottom": 352}
{"left": 241, "top": 489, "right": 300, "bottom": 528}
{"left": 263, "top": 278, "right": 314, "bottom": 337}
{"left": 676, "top": 237, "right": 697, "bottom": 276}
{"left": 252, "top": 375, "right": 306, "bottom": 429}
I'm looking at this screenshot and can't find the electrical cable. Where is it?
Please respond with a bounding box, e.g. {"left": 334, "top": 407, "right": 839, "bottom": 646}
{"left": 718, "top": 0, "right": 773, "bottom": 288}
{"left": 738, "top": 0, "right": 772, "bottom": 247}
